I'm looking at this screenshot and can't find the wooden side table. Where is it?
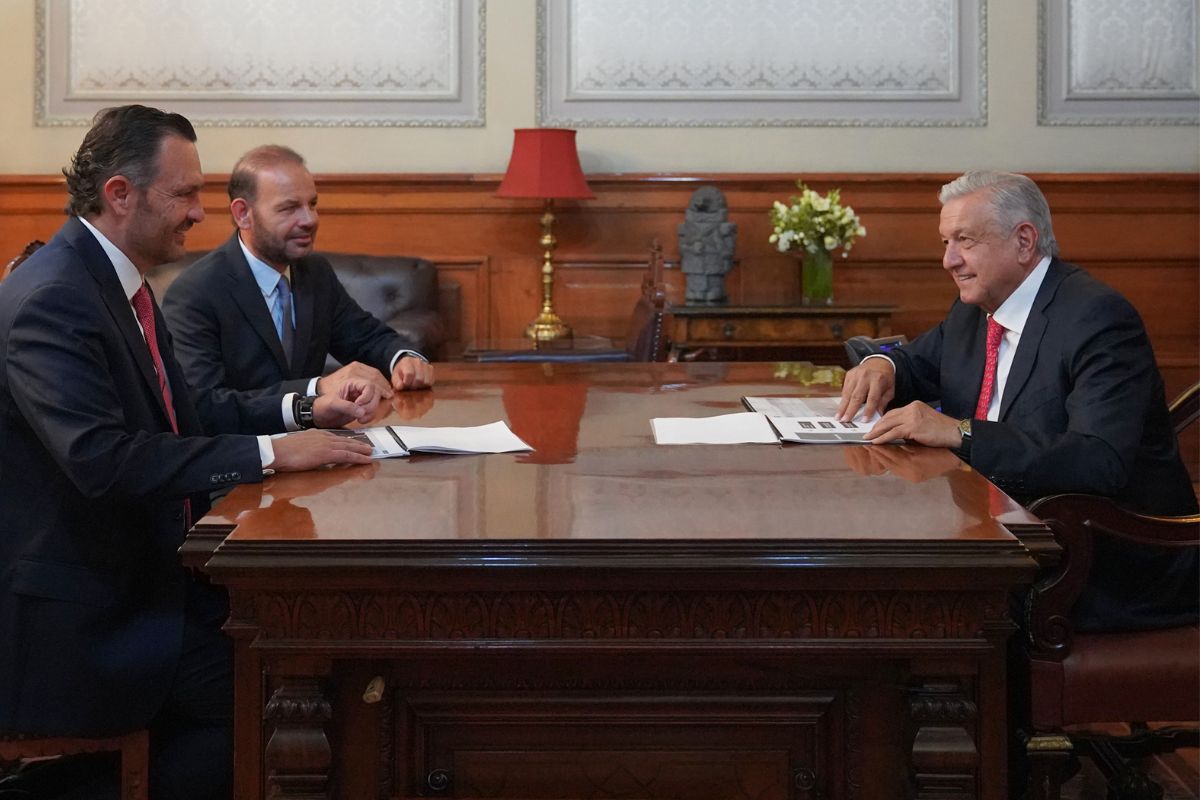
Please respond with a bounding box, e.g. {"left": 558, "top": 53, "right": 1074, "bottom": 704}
{"left": 665, "top": 303, "right": 896, "bottom": 364}
{"left": 459, "top": 334, "right": 628, "bottom": 362}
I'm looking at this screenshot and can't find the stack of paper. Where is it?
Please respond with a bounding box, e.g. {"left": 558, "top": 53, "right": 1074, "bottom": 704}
{"left": 650, "top": 412, "right": 780, "bottom": 445}
{"left": 322, "top": 421, "right": 532, "bottom": 459}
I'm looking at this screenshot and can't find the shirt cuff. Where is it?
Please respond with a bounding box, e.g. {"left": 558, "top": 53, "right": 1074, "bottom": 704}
{"left": 258, "top": 435, "right": 276, "bottom": 471}
{"left": 306, "top": 376, "right": 320, "bottom": 395}
{"left": 389, "top": 349, "right": 428, "bottom": 374}
{"left": 281, "top": 392, "right": 301, "bottom": 431}
{"left": 861, "top": 353, "right": 897, "bottom": 371}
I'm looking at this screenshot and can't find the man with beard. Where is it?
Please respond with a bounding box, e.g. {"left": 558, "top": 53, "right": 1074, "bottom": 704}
{"left": 162, "top": 145, "right": 434, "bottom": 407}
{"left": 0, "top": 105, "right": 378, "bottom": 799}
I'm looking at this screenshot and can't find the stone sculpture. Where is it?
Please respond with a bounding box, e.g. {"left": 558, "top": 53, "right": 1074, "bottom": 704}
{"left": 677, "top": 186, "right": 737, "bottom": 303}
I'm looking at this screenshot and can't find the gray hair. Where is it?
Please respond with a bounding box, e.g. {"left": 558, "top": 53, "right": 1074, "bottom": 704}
{"left": 939, "top": 171, "right": 1059, "bottom": 258}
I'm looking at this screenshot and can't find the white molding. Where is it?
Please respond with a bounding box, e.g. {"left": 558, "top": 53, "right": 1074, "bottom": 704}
{"left": 1038, "top": 0, "right": 1199, "bottom": 126}
{"left": 36, "top": 0, "right": 486, "bottom": 127}
{"left": 537, "top": 0, "right": 987, "bottom": 128}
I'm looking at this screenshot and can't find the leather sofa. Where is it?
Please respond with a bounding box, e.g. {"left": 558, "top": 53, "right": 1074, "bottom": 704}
{"left": 146, "top": 251, "right": 446, "bottom": 363}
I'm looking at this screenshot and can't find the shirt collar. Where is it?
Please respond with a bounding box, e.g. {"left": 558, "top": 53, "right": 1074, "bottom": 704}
{"left": 77, "top": 216, "right": 144, "bottom": 301}
{"left": 237, "top": 233, "right": 291, "bottom": 296}
{"left": 991, "top": 255, "right": 1051, "bottom": 335}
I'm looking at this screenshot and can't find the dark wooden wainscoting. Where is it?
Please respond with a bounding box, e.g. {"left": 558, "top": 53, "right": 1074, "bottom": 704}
{"left": 3, "top": 172, "right": 1196, "bottom": 474}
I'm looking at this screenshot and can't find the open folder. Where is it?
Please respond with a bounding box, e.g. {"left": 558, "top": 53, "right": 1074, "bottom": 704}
{"left": 652, "top": 397, "right": 886, "bottom": 446}
{"left": 306, "top": 421, "right": 533, "bottom": 459}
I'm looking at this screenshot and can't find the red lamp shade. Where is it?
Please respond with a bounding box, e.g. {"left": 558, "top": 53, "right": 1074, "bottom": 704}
{"left": 496, "top": 128, "right": 594, "bottom": 200}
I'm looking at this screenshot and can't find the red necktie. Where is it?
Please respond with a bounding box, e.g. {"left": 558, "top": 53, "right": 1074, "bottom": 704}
{"left": 132, "top": 285, "right": 190, "bottom": 527}
{"left": 974, "top": 316, "right": 1004, "bottom": 421}
{"left": 131, "top": 285, "right": 179, "bottom": 432}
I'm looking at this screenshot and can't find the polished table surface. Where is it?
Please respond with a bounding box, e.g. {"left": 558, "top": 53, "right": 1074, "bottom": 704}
{"left": 192, "top": 362, "right": 1046, "bottom": 800}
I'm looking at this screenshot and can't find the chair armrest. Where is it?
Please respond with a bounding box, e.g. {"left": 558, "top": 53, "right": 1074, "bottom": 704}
{"left": 1025, "top": 493, "right": 1200, "bottom": 658}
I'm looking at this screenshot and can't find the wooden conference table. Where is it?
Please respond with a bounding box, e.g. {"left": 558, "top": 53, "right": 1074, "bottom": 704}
{"left": 188, "top": 362, "right": 1047, "bottom": 800}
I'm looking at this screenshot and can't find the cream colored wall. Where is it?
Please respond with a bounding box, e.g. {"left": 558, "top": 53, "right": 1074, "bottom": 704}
{"left": 1, "top": 1, "right": 1196, "bottom": 176}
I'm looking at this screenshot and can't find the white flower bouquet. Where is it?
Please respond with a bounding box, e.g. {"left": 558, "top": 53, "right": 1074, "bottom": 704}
{"left": 768, "top": 181, "right": 866, "bottom": 257}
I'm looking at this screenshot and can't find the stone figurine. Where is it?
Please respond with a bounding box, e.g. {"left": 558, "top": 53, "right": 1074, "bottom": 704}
{"left": 677, "top": 186, "right": 737, "bottom": 303}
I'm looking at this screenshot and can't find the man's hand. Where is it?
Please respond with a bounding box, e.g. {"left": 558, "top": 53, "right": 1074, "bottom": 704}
{"left": 864, "top": 401, "right": 962, "bottom": 448}
{"left": 391, "top": 355, "right": 434, "bottom": 392}
{"left": 313, "top": 378, "right": 381, "bottom": 428}
{"left": 837, "top": 358, "right": 896, "bottom": 422}
{"left": 269, "top": 429, "right": 374, "bottom": 471}
{"left": 317, "top": 361, "right": 393, "bottom": 400}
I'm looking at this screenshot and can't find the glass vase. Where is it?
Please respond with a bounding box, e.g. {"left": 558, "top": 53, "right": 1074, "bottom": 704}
{"left": 801, "top": 248, "right": 833, "bottom": 306}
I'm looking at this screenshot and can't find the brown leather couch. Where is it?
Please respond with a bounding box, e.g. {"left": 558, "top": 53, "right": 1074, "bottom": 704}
{"left": 147, "top": 251, "right": 446, "bottom": 363}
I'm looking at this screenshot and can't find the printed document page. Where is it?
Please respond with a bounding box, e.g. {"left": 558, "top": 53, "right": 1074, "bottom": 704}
{"left": 651, "top": 412, "right": 781, "bottom": 445}
{"left": 767, "top": 416, "right": 873, "bottom": 444}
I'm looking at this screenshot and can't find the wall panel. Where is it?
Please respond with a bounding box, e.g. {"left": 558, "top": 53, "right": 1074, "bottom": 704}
{"left": 2, "top": 172, "right": 1195, "bottom": 401}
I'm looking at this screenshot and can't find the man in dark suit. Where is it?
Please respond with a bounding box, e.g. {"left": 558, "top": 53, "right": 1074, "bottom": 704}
{"left": 162, "top": 145, "right": 434, "bottom": 407}
{"left": 838, "top": 170, "right": 1197, "bottom": 630}
{"left": 0, "top": 106, "right": 380, "bottom": 800}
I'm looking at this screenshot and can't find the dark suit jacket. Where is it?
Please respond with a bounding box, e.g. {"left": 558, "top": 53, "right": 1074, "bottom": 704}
{"left": 0, "top": 218, "right": 275, "bottom": 736}
{"left": 889, "top": 258, "right": 1197, "bottom": 629}
{"left": 162, "top": 234, "right": 410, "bottom": 403}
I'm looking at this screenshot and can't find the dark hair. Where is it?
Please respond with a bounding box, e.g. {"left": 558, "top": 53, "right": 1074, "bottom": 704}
{"left": 228, "top": 145, "right": 307, "bottom": 205}
{"left": 62, "top": 105, "right": 196, "bottom": 217}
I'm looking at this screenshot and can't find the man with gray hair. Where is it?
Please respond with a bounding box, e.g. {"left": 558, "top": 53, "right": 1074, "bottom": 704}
{"left": 838, "top": 170, "right": 1196, "bottom": 630}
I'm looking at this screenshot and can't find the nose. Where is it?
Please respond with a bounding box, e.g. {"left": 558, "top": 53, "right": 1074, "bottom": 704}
{"left": 298, "top": 205, "right": 318, "bottom": 228}
{"left": 189, "top": 196, "right": 205, "bottom": 224}
{"left": 942, "top": 242, "right": 961, "bottom": 270}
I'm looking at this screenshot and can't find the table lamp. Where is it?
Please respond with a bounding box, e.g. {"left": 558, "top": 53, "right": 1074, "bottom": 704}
{"left": 496, "top": 128, "right": 594, "bottom": 341}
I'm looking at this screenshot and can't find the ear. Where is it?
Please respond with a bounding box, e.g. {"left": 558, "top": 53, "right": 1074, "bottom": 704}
{"left": 230, "top": 197, "right": 252, "bottom": 230}
{"left": 101, "top": 175, "right": 135, "bottom": 217}
{"left": 1014, "top": 221, "right": 1039, "bottom": 265}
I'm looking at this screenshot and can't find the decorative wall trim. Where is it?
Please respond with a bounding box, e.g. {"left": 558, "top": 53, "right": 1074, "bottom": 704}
{"left": 1039, "top": 0, "right": 1200, "bottom": 125}
{"left": 537, "top": 0, "right": 987, "bottom": 127}
{"left": 35, "top": 0, "right": 486, "bottom": 127}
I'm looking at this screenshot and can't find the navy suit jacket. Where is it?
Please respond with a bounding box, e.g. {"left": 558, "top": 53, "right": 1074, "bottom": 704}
{"left": 162, "top": 234, "right": 409, "bottom": 402}
{"left": 0, "top": 218, "right": 274, "bottom": 736}
{"left": 889, "top": 258, "right": 1197, "bottom": 629}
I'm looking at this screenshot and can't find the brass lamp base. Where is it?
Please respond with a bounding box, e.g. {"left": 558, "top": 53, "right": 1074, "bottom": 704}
{"left": 522, "top": 199, "right": 574, "bottom": 342}
{"left": 525, "top": 312, "right": 572, "bottom": 342}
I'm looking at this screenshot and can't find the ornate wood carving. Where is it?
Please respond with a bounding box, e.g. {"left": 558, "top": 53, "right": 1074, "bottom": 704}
{"left": 909, "top": 681, "right": 979, "bottom": 800}
{"left": 264, "top": 678, "right": 333, "bottom": 800}
{"left": 252, "top": 589, "right": 1010, "bottom": 642}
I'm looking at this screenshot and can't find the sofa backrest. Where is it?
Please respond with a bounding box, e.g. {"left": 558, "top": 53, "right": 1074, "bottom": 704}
{"left": 147, "top": 250, "right": 446, "bottom": 361}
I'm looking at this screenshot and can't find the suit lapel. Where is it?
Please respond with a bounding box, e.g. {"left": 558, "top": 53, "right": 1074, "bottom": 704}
{"left": 290, "top": 258, "right": 315, "bottom": 373}
{"left": 65, "top": 219, "right": 172, "bottom": 424}
{"left": 221, "top": 236, "right": 291, "bottom": 373}
{"left": 999, "top": 259, "right": 1069, "bottom": 420}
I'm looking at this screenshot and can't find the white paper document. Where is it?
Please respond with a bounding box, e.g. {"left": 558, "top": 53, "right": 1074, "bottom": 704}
{"left": 651, "top": 412, "right": 781, "bottom": 445}
{"left": 324, "top": 421, "right": 532, "bottom": 459}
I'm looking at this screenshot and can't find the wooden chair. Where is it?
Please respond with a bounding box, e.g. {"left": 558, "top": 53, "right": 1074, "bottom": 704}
{"left": 622, "top": 239, "right": 669, "bottom": 362}
{"left": 0, "top": 730, "right": 150, "bottom": 799}
{"left": 1, "top": 240, "right": 45, "bottom": 280}
{"left": 472, "top": 241, "right": 669, "bottom": 363}
{"left": 1021, "top": 382, "right": 1200, "bottom": 799}
{"left": 3, "top": 238, "right": 150, "bottom": 798}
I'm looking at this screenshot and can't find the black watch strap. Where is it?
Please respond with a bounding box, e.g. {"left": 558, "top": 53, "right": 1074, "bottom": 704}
{"left": 293, "top": 395, "right": 317, "bottom": 429}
